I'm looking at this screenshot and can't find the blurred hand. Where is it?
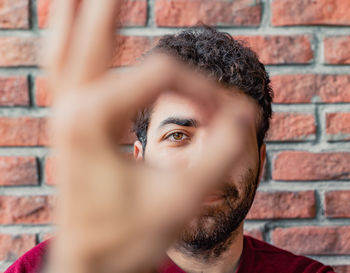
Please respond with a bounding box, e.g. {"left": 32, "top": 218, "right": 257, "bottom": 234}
{"left": 44, "top": 1, "right": 243, "bottom": 273}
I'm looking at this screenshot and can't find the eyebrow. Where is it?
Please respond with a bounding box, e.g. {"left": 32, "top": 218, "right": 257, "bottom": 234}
{"left": 158, "top": 117, "right": 199, "bottom": 130}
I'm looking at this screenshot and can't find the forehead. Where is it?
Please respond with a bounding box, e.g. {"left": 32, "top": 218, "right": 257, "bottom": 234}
{"left": 149, "top": 89, "right": 260, "bottom": 129}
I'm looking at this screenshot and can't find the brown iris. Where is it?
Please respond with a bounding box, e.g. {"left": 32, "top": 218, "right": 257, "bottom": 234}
{"left": 165, "top": 131, "right": 190, "bottom": 142}
{"left": 172, "top": 132, "right": 184, "bottom": 141}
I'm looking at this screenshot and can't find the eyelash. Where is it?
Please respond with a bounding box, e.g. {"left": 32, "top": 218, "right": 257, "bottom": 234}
{"left": 165, "top": 131, "right": 190, "bottom": 142}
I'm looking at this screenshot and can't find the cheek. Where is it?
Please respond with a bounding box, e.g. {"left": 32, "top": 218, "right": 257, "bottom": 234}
{"left": 144, "top": 141, "right": 193, "bottom": 169}
{"left": 229, "top": 154, "right": 259, "bottom": 179}
{"left": 225, "top": 148, "right": 260, "bottom": 190}
{"left": 233, "top": 133, "right": 260, "bottom": 175}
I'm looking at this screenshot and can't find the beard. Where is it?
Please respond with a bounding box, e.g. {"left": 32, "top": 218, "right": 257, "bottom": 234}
{"left": 174, "top": 167, "right": 259, "bottom": 259}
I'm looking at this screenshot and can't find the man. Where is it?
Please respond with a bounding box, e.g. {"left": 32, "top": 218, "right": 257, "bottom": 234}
{"left": 131, "top": 28, "right": 335, "bottom": 273}
{"left": 5, "top": 0, "right": 335, "bottom": 273}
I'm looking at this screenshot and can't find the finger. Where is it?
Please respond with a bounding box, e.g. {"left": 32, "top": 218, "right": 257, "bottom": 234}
{"left": 58, "top": 54, "right": 223, "bottom": 158}
{"left": 88, "top": 54, "right": 220, "bottom": 133}
{"left": 67, "top": 0, "right": 123, "bottom": 83}
{"left": 44, "top": 0, "right": 81, "bottom": 75}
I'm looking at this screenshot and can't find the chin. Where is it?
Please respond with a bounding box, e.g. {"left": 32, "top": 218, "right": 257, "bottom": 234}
{"left": 186, "top": 215, "right": 217, "bottom": 233}
{"left": 176, "top": 168, "right": 259, "bottom": 254}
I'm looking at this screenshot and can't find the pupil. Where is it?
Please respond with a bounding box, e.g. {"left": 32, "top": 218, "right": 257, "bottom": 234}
{"left": 174, "top": 133, "right": 182, "bottom": 140}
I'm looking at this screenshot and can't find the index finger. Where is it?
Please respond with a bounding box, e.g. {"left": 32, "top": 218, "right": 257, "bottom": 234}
{"left": 66, "top": 54, "right": 222, "bottom": 153}
{"left": 97, "top": 54, "right": 221, "bottom": 127}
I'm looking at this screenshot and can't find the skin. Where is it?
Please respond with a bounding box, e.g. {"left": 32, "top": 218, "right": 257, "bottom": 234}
{"left": 44, "top": 1, "right": 262, "bottom": 273}
{"left": 134, "top": 91, "right": 266, "bottom": 273}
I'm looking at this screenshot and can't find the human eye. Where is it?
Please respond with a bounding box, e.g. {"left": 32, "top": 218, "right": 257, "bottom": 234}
{"left": 164, "top": 131, "right": 190, "bottom": 143}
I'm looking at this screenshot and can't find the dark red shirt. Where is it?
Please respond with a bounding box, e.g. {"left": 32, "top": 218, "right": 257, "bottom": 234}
{"left": 5, "top": 236, "right": 335, "bottom": 273}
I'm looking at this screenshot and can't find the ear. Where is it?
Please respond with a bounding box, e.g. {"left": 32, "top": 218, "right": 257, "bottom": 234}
{"left": 133, "top": 140, "right": 144, "bottom": 161}
{"left": 258, "top": 143, "right": 266, "bottom": 183}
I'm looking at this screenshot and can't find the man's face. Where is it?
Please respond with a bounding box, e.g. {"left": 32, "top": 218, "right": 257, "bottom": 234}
{"left": 134, "top": 89, "right": 264, "bottom": 256}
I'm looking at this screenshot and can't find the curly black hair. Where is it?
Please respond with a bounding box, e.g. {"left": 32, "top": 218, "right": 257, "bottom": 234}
{"left": 133, "top": 27, "right": 273, "bottom": 152}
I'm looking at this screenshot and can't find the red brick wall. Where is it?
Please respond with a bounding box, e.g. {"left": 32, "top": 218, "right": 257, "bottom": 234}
{"left": 0, "top": 0, "right": 350, "bottom": 271}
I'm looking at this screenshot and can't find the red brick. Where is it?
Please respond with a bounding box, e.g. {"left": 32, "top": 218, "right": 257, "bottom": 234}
{"left": 319, "top": 74, "right": 350, "bottom": 101}
{"left": 244, "top": 229, "right": 263, "bottom": 241}
{"left": 37, "top": 0, "right": 50, "bottom": 28}
{"left": 326, "top": 113, "right": 350, "bottom": 141}
{"left": 35, "top": 76, "right": 51, "bottom": 107}
{"left": 272, "top": 226, "right": 350, "bottom": 255}
{"left": 0, "top": 0, "right": 29, "bottom": 29}
{"left": 272, "top": 74, "right": 350, "bottom": 103}
{"left": 260, "top": 159, "right": 267, "bottom": 181}
{"left": 324, "top": 36, "right": 350, "bottom": 64}
{"left": 333, "top": 265, "right": 350, "bottom": 273}
{"left": 37, "top": 0, "right": 147, "bottom": 28}
{"left": 0, "top": 37, "right": 40, "bottom": 67}
{"left": 112, "top": 36, "right": 155, "bottom": 66}
{"left": 0, "top": 76, "right": 29, "bottom": 106}
{"left": 272, "top": 0, "right": 350, "bottom": 26}
{"left": 0, "top": 195, "right": 53, "bottom": 224}
{"left": 0, "top": 157, "right": 38, "bottom": 186}
{"left": 247, "top": 191, "right": 315, "bottom": 219}
{"left": 155, "top": 0, "right": 261, "bottom": 27}
{"left": 325, "top": 191, "right": 350, "bottom": 218}
{"left": 268, "top": 113, "right": 316, "bottom": 141}
{"left": 118, "top": 0, "right": 147, "bottom": 26}
{"left": 236, "top": 35, "right": 313, "bottom": 64}
{"left": 0, "top": 117, "right": 49, "bottom": 146}
{"left": 0, "top": 234, "right": 35, "bottom": 261}
{"left": 273, "top": 151, "right": 350, "bottom": 181}
{"left": 45, "top": 156, "right": 55, "bottom": 185}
